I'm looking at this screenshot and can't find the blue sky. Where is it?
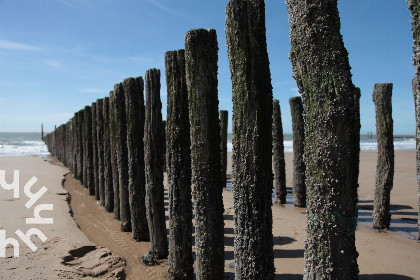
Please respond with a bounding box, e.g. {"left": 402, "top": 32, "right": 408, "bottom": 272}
{"left": 0, "top": 0, "right": 415, "bottom": 135}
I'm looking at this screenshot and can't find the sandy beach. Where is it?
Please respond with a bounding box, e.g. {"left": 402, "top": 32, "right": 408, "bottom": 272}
{"left": 1, "top": 151, "right": 419, "bottom": 279}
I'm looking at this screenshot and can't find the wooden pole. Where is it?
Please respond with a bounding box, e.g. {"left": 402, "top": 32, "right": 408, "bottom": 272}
{"left": 144, "top": 68, "right": 168, "bottom": 258}
{"left": 166, "top": 49, "right": 193, "bottom": 279}
{"left": 185, "top": 29, "right": 224, "bottom": 279}
{"left": 226, "top": 1, "right": 274, "bottom": 277}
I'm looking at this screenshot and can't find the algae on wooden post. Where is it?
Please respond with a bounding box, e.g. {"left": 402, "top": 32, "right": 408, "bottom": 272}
{"left": 144, "top": 68, "right": 168, "bottom": 258}
{"left": 103, "top": 97, "right": 114, "bottom": 213}
{"left": 113, "top": 83, "right": 131, "bottom": 232}
{"left": 372, "top": 83, "right": 394, "bottom": 230}
{"left": 185, "top": 29, "right": 224, "bottom": 280}
{"left": 220, "top": 110, "right": 229, "bottom": 189}
{"left": 165, "top": 50, "right": 193, "bottom": 279}
{"left": 225, "top": 0, "right": 274, "bottom": 278}
{"left": 124, "top": 76, "right": 149, "bottom": 241}
{"left": 91, "top": 102, "right": 99, "bottom": 197}
{"left": 285, "top": 0, "right": 360, "bottom": 278}
{"left": 409, "top": 0, "right": 420, "bottom": 240}
{"left": 96, "top": 98, "right": 105, "bottom": 207}
{"left": 109, "top": 91, "right": 120, "bottom": 220}
{"left": 272, "top": 99, "right": 287, "bottom": 204}
{"left": 83, "top": 105, "right": 94, "bottom": 194}
{"left": 289, "top": 96, "right": 306, "bottom": 207}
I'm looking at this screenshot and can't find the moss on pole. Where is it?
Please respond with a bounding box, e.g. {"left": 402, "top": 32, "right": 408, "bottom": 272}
{"left": 91, "top": 102, "right": 99, "bottom": 197}
{"left": 372, "top": 83, "right": 394, "bottom": 230}
{"left": 185, "top": 29, "right": 224, "bottom": 280}
{"left": 272, "top": 99, "right": 287, "bottom": 204}
{"left": 289, "top": 96, "right": 306, "bottom": 208}
{"left": 165, "top": 50, "right": 193, "bottom": 280}
{"left": 103, "top": 96, "right": 114, "bottom": 213}
{"left": 225, "top": 0, "right": 274, "bottom": 278}
{"left": 144, "top": 68, "right": 168, "bottom": 258}
{"left": 408, "top": 0, "right": 420, "bottom": 241}
{"left": 285, "top": 0, "right": 359, "bottom": 278}
{"left": 124, "top": 76, "right": 149, "bottom": 241}
{"left": 109, "top": 91, "right": 120, "bottom": 220}
{"left": 113, "top": 83, "right": 131, "bottom": 232}
{"left": 96, "top": 98, "right": 105, "bottom": 207}
{"left": 220, "top": 110, "right": 229, "bottom": 189}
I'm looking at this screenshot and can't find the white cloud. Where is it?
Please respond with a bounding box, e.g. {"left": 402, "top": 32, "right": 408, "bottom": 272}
{"left": 289, "top": 87, "right": 301, "bottom": 96}
{"left": 79, "top": 88, "right": 106, "bottom": 94}
{"left": 45, "top": 60, "right": 64, "bottom": 69}
{"left": 146, "top": 0, "right": 194, "bottom": 20}
{"left": 0, "top": 40, "right": 42, "bottom": 51}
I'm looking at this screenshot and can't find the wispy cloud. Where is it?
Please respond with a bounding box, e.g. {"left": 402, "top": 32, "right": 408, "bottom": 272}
{"left": 146, "top": 0, "right": 194, "bottom": 21}
{"left": 0, "top": 39, "right": 42, "bottom": 51}
{"left": 79, "top": 88, "right": 106, "bottom": 94}
{"left": 289, "top": 87, "right": 301, "bottom": 96}
{"left": 45, "top": 60, "right": 64, "bottom": 69}
{"left": 56, "top": 0, "right": 94, "bottom": 9}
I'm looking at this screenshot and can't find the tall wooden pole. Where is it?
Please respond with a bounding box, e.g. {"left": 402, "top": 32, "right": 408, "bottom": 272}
{"left": 166, "top": 50, "right": 193, "bottom": 279}
{"left": 144, "top": 68, "right": 168, "bottom": 258}
{"left": 185, "top": 29, "right": 224, "bottom": 280}
{"left": 225, "top": 1, "right": 274, "bottom": 278}
{"left": 272, "top": 99, "right": 287, "bottom": 204}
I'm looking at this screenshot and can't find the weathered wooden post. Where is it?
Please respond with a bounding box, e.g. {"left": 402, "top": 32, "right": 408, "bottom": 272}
{"left": 91, "top": 102, "right": 99, "bottom": 198}
{"left": 103, "top": 97, "right": 114, "bottom": 213}
{"left": 409, "top": 0, "right": 420, "bottom": 240}
{"left": 285, "top": 0, "right": 360, "bottom": 278}
{"left": 185, "top": 29, "right": 224, "bottom": 279}
{"left": 113, "top": 83, "right": 131, "bottom": 232}
{"left": 96, "top": 98, "right": 105, "bottom": 206}
{"left": 225, "top": 1, "right": 274, "bottom": 278}
{"left": 41, "top": 123, "right": 44, "bottom": 140}
{"left": 372, "top": 83, "right": 394, "bottom": 230}
{"left": 144, "top": 68, "right": 168, "bottom": 258}
{"left": 162, "top": 120, "right": 167, "bottom": 173}
{"left": 220, "top": 110, "right": 228, "bottom": 189}
{"left": 83, "top": 105, "right": 94, "bottom": 194}
{"left": 81, "top": 108, "right": 88, "bottom": 188}
{"left": 289, "top": 96, "right": 306, "bottom": 207}
{"left": 166, "top": 49, "right": 193, "bottom": 279}
{"left": 124, "top": 76, "right": 149, "bottom": 241}
{"left": 72, "top": 114, "right": 78, "bottom": 177}
{"left": 109, "top": 91, "right": 120, "bottom": 220}
{"left": 77, "top": 110, "right": 84, "bottom": 183}
{"left": 272, "top": 99, "right": 286, "bottom": 204}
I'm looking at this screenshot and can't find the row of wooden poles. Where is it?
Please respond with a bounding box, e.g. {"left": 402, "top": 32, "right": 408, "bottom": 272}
{"left": 43, "top": 0, "right": 408, "bottom": 279}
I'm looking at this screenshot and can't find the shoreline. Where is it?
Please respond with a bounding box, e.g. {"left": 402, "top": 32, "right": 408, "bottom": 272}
{"left": 0, "top": 151, "right": 419, "bottom": 279}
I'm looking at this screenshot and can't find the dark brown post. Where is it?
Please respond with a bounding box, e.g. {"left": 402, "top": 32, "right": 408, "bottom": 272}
{"left": 225, "top": 1, "right": 274, "bottom": 278}
{"left": 372, "top": 83, "right": 394, "bottom": 230}
{"left": 109, "top": 92, "right": 120, "bottom": 220}
{"left": 144, "top": 68, "right": 168, "bottom": 258}
{"left": 285, "top": 0, "right": 360, "bottom": 278}
{"left": 91, "top": 102, "right": 99, "bottom": 198}
{"left": 103, "top": 97, "right": 114, "bottom": 213}
{"left": 162, "top": 120, "right": 167, "bottom": 173}
{"left": 289, "top": 96, "right": 306, "bottom": 207}
{"left": 272, "top": 99, "right": 287, "bottom": 204}
{"left": 220, "top": 110, "right": 228, "bottom": 189}
{"left": 185, "top": 29, "right": 224, "bottom": 279}
{"left": 41, "top": 123, "right": 44, "bottom": 140}
{"left": 77, "top": 109, "right": 84, "bottom": 183}
{"left": 112, "top": 83, "right": 131, "bottom": 231}
{"left": 96, "top": 98, "right": 105, "bottom": 206}
{"left": 166, "top": 50, "right": 193, "bottom": 279}
{"left": 83, "top": 105, "right": 94, "bottom": 194}
{"left": 409, "top": 0, "right": 420, "bottom": 240}
{"left": 124, "top": 77, "right": 149, "bottom": 241}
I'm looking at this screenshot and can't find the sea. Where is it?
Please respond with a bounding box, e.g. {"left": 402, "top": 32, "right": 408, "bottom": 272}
{"left": 0, "top": 132, "right": 416, "bottom": 157}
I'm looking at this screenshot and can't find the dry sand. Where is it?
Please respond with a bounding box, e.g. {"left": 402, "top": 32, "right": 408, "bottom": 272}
{"left": 1, "top": 151, "right": 419, "bottom": 279}
{"left": 0, "top": 156, "right": 125, "bottom": 280}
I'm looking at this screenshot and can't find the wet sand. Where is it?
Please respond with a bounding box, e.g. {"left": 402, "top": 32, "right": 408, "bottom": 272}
{"left": 1, "top": 151, "right": 419, "bottom": 279}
